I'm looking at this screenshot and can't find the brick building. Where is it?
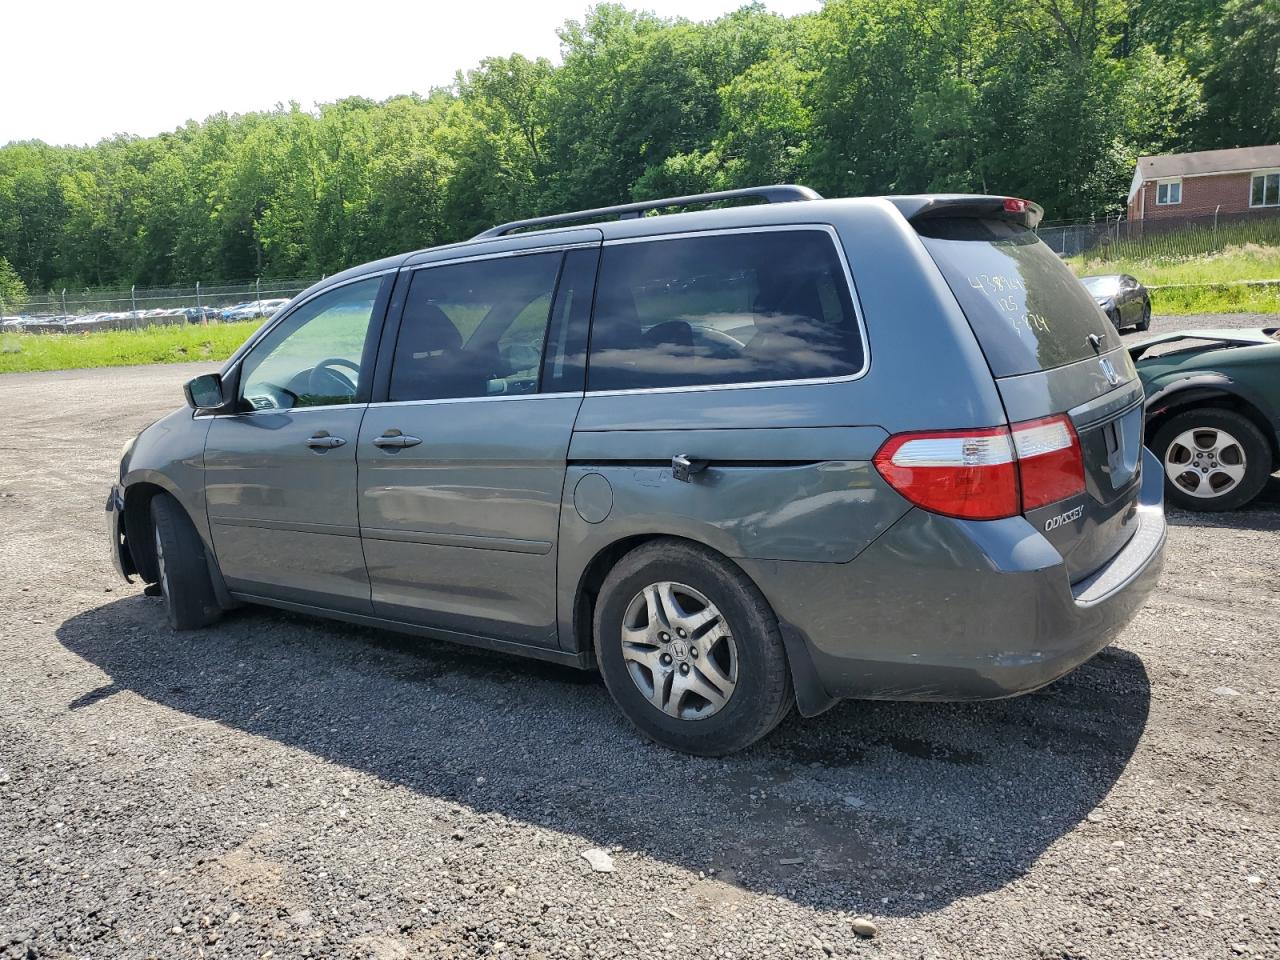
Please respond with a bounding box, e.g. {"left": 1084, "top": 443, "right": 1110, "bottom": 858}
{"left": 1126, "top": 145, "right": 1280, "bottom": 221}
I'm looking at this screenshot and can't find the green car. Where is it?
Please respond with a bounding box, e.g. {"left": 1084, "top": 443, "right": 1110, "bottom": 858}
{"left": 1133, "top": 328, "right": 1280, "bottom": 511}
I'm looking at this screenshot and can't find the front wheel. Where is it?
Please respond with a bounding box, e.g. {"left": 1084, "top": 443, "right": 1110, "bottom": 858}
{"left": 150, "top": 493, "right": 223, "bottom": 629}
{"left": 593, "top": 540, "right": 793, "bottom": 756}
{"left": 1152, "top": 408, "right": 1272, "bottom": 511}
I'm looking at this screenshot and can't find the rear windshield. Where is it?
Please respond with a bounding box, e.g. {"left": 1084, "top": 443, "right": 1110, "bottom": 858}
{"left": 917, "top": 219, "right": 1120, "bottom": 377}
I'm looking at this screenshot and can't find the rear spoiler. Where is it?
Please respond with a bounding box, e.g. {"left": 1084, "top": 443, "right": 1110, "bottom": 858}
{"left": 886, "top": 194, "right": 1044, "bottom": 230}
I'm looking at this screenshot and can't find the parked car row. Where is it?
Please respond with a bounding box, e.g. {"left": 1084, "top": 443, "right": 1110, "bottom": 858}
{"left": 219, "top": 299, "right": 290, "bottom": 321}
{"left": 2, "top": 309, "right": 191, "bottom": 334}
{"left": 1, "top": 298, "right": 292, "bottom": 334}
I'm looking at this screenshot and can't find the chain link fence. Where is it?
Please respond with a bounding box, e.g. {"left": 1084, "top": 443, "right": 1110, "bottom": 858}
{"left": 1036, "top": 208, "right": 1280, "bottom": 262}
{"left": 4, "top": 276, "right": 323, "bottom": 334}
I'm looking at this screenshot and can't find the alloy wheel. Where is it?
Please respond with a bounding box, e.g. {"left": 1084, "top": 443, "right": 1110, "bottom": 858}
{"left": 620, "top": 581, "right": 738, "bottom": 720}
{"left": 1163, "top": 426, "right": 1247, "bottom": 499}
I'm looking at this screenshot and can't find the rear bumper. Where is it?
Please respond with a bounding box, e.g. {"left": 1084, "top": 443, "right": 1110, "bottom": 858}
{"left": 106, "top": 483, "right": 135, "bottom": 581}
{"left": 741, "top": 447, "right": 1166, "bottom": 706}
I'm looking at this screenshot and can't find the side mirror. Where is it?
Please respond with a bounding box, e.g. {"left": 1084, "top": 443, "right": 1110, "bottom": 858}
{"left": 184, "top": 373, "right": 225, "bottom": 410}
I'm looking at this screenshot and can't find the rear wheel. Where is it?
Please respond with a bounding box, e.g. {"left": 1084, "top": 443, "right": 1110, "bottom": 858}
{"left": 1152, "top": 408, "right": 1271, "bottom": 512}
{"left": 1136, "top": 299, "right": 1152, "bottom": 332}
{"left": 594, "top": 539, "right": 793, "bottom": 755}
{"left": 150, "top": 493, "right": 222, "bottom": 629}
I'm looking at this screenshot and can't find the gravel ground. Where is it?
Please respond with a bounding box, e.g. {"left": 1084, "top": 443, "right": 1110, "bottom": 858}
{"left": 1127, "top": 311, "right": 1280, "bottom": 341}
{"left": 1, "top": 313, "right": 1278, "bottom": 960}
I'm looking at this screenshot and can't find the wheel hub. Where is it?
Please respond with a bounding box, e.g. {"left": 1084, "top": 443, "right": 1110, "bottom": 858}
{"left": 1163, "top": 426, "right": 1247, "bottom": 499}
{"left": 620, "top": 581, "right": 739, "bottom": 721}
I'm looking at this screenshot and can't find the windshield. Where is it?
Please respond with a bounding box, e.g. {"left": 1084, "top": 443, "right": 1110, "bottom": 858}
{"left": 1081, "top": 276, "right": 1120, "bottom": 296}
{"left": 917, "top": 219, "right": 1121, "bottom": 377}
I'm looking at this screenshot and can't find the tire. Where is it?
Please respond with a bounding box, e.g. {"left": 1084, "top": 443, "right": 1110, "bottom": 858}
{"left": 1108, "top": 307, "right": 1123, "bottom": 332}
{"left": 1136, "top": 299, "right": 1151, "bottom": 332}
{"left": 593, "top": 539, "right": 793, "bottom": 756}
{"left": 150, "top": 493, "right": 222, "bottom": 629}
{"left": 1152, "top": 408, "right": 1272, "bottom": 512}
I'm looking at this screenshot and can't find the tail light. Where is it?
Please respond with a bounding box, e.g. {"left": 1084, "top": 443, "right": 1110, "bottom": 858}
{"left": 874, "top": 415, "right": 1084, "bottom": 521}
{"left": 873, "top": 427, "right": 1019, "bottom": 520}
{"left": 1011, "top": 415, "right": 1085, "bottom": 510}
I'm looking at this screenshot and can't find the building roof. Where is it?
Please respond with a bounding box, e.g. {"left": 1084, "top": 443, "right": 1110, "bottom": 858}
{"left": 1128, "top": 144, "right": 1280, "bottom": 203}
{"left": 1138, "top": 144, "right": 1280, "bottom": 180}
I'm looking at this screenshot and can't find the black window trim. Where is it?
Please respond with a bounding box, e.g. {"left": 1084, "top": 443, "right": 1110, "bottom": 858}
{"left": 369, "top": 242, "right": 599, "bottom": 409}
{"left": 584, "top": 223, "right": 870, "bottom": 397}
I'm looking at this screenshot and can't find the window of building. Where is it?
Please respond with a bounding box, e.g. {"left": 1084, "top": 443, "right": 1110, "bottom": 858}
{"left": 1155, "top": 180, "right": 1182, "bottom": 205}
{"left": 586, "top": 229, "right": 864, "bottom": 392}
{"left": 1251, "top": 171, "right": 1280, "bottom": 207}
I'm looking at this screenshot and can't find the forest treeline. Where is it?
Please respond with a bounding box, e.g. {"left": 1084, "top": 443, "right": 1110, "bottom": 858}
{"left": 0, "top": 0, "right": 1275, "bottom": 293}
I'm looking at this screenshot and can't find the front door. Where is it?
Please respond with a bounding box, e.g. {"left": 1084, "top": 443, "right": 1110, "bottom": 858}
{"left": 205, "top": 275, "right": 388, "bottom": 612}
{"left": 357, "top": 247, "right": 596, "bottom": 647}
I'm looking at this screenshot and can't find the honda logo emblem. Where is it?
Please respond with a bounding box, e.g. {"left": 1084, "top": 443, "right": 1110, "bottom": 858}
{"left": 1099, "top": 356, "right": 1121, "bottom": 387}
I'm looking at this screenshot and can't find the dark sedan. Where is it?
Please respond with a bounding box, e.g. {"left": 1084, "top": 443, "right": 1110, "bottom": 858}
{"left": 1081, "top": 274, "right": 1151, "bottom": 332}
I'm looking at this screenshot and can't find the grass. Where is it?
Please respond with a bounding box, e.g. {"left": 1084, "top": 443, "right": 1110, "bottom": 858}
{"left": 0, "top": 320, "right": 261, "bottom": 374}
{"left": 1146, "top": 282, "right": 1280, "bottom": 316}
{"left": 1067, "top": 243, "right": 1280, "bottom": 316}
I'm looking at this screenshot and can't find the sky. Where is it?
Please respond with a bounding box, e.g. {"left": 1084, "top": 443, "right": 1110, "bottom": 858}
{"left": 3, "top": 0, "right": 821, "bottom": 147}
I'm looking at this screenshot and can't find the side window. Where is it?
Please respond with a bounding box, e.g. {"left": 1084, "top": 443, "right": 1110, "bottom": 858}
{"left": 237, "top": 276, "right": 382, "bottom": 411}
{"left": 586, "top": 230, "right": 864, "bottom": 392}
{"left": 390, "top": 252, "right": 563, "bottom": 402}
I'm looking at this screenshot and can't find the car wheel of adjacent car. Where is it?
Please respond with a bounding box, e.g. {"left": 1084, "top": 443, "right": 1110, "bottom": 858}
{"left": 1136, "top": 299, "right": 1152, "bottom": 332}
{"left": 1153, "top": 408, "right": 1272, "bottom": 512}
{"left": 150, "top": 493, "right": 222, "bottom": 629}
{"left": 593, "top": 539, "right": 793, "bottom": 756}
{"left": 1107, "top": 307, "right": 1122, "bottom": 331}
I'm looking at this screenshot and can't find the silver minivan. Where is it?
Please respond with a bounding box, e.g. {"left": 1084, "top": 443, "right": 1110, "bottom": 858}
{"left": 107, "top": 186, "right": 1166, "bottom": 755}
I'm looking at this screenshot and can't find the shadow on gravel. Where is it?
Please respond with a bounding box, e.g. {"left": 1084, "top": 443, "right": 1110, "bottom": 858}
{"left": 1166, "top": 475, "right": 1280, "bottom": 532}
{"left": 57, "top": 597, "right": 1150, "bottom": 916}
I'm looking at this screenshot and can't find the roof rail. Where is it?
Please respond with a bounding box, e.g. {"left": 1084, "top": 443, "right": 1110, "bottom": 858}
{"left": 472, "top": 184, "right": 823, "bottom": 240}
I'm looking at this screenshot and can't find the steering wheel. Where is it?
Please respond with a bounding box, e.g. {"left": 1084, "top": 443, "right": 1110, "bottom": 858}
{"left": 692, "top": 326, "right": 747, "bottom": 357}
{"left": 308, "top": 357, "right": 360, "bottom": 399}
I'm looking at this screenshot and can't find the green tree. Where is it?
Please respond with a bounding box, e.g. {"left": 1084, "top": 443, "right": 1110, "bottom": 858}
{"left": 0, "top": 256, "right": 25, "bottom": 312}
{"left": 1199, "top": 0, "right": 1280, "bottom": 147}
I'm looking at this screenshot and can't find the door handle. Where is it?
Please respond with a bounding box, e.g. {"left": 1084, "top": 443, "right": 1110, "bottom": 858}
{"left": 672, "top": 453, "right": 708, "bottom": 482}
{"left": 373, "top": 432, "right": 422, "bottom": 449}
{"left": 306, "top": 433, "right": 346, "bottom": 449}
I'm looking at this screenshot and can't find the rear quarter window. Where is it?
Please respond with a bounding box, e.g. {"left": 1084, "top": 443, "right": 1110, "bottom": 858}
{"left": 587, "top": 229, "right": 864, "bottom": 391}
{"left": 918, "top": 219, "right": 1119, "bottom": 377}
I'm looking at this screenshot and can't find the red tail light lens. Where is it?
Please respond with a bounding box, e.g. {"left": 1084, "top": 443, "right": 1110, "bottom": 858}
{"left": 1011, "top": 414, "right": 1085, "bottom": 510}
{"left": 1003, "top": 197, "right": 1030, "bottom": 213}
{"left": 872, "top": 427, "right": 1019, "bottom": 520}
{"left": 874, "top": 415, "right": 1085, "bottom": 520}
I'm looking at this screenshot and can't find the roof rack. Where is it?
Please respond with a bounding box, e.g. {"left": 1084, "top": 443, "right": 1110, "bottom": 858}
{"left": 472, "top": 184, "right": 823, "bottom": 240}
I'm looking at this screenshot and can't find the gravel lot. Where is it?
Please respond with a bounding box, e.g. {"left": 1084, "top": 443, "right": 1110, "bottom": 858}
{"left": 2, "top": 313, "right": 1278, "bottom": 960}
